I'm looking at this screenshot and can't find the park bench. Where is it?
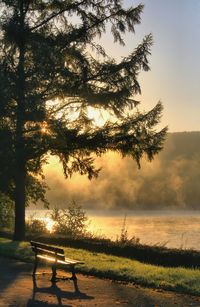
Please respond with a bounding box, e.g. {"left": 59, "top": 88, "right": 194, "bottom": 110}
{"left": 30, "top": 241, "right": 84, "bottom": 282}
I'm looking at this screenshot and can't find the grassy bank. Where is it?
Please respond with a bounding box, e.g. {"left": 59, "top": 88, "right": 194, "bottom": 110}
{"left": 2, "top": 230, "right": 199, "bottom": 269}
{"left": 31, "top": 234, "right": 200, "bottom": 269}
{"left": 0, "top": 237, "right": 199, "bottom": 296}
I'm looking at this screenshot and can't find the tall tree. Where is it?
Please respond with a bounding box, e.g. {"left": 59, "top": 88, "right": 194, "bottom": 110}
{"left": 0, "top": 0, "right": 167, "bottom": 241}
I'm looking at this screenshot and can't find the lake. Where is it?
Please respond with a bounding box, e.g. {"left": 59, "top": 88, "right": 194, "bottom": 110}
{"left": 26, "top": 210, "right": 200, "bottom": 251}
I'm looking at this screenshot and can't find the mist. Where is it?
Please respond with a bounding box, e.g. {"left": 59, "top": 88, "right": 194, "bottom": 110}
{"left": 42, "top": 132, "right": 200, "bottom": 210}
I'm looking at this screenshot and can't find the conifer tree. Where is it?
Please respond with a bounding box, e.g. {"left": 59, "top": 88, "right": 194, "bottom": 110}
{"left": 0, "top": 0, "right": 167, "bottom": 240}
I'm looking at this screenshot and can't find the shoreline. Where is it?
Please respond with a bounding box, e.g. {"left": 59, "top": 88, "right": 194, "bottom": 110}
{"left": 25, "top": 209, "right": 200, "bottom": 250}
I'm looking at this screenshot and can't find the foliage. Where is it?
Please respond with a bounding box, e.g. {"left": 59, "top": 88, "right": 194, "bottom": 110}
{"left": 26, "top": 218, "right": 47, "bottom": 236}
{"left": 0, "top": 193, "right": 14, "bottom": 230}
{"left": 0, "top": 0, "right": 167, "bottom": 239}
{"left": 51, "top": 201, "right": 88, "bottom": 238}
{"left": 0, "top": 123, "right": 49, "bottom": 206}
{"left": 0, "top": 237, "right": 200, "bottom": 296}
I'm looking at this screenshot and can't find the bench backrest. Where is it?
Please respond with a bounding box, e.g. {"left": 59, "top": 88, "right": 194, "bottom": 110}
{"left": 31, "top": 241, "right": 65, "bottom": 262}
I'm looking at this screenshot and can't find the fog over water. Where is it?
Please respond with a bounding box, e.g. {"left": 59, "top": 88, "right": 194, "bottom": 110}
{"left": 26, "top": 209, "right": 200, "bottom": 250}
{"left": 41, "top": 132, "right": 200, "bottom": 211}
{"left": 87, "top": 211, "right": 200, "bottom": 250}
{"left": 28, "top": 132, "right": 200, "bottom": 251}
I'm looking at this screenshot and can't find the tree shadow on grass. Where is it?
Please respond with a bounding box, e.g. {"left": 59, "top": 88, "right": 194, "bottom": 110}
{"left": 27, "top": 275, "right": 94, "bottom": 306}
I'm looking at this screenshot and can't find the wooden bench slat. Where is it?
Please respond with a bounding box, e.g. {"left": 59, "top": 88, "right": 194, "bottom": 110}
{"left": 37, "top": 255, "right": 83, "bottom": 265}
{"left": 32, "top": 247, "right": 65, "bottom": 261}
{"left": 64, "top": 257, "right": 84, "bottom": 265}
{"left": 31, "top": 241, "right": 64, "bottom": 254}
{"left": 37, "top": 255, "right": 68, "bottom": 265}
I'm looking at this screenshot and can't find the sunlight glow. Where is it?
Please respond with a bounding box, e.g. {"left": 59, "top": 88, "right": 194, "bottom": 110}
{"left": 87, "top": 107, "right": 111, "bottom": 126}
{"left": 41, "top": 217, "right": 55, "bottom": 233}
{"left": 41, "top": 121, "right": 49, "bottom": 134}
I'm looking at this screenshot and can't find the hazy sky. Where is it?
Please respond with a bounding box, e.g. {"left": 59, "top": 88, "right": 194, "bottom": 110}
{"left": 97, "top": 0, "right": 200, "bottom": 132}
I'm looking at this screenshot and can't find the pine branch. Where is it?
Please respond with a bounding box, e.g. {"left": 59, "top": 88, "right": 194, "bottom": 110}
{"left": 30, "top": 0, "right": 86, "bottom": 31}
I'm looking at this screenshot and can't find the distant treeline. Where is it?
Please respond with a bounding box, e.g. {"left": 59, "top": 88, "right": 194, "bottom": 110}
{"left": 44, "top": 132, "right": 200, "bottom": 210}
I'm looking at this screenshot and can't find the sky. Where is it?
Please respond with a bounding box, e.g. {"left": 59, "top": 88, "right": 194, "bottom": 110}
{"left": 97, "top": 0, "right": 200, "bottom": 132}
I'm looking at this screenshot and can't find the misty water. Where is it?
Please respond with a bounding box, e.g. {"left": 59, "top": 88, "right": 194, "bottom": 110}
{"left": 26, "top": 210, "right": 200, "bottom": 251}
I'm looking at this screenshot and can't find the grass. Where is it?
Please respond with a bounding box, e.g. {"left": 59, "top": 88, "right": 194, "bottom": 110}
{"left": 0, "top": 237, "right": 200, "bottom": 296}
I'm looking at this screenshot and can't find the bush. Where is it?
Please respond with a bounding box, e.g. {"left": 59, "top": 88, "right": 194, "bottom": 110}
{"left": 51, "top": 201, "right": 88, "bottom": 238}
{"left": 0, "top": 193, "right": 14, "bottom": 230}
{"left": 26, "top": 218, "right": 47, "bottom": 236}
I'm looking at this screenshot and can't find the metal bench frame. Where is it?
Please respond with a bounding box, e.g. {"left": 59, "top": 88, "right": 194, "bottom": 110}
{"left": 30, "top": 241, "right": 83, "bottom": 282}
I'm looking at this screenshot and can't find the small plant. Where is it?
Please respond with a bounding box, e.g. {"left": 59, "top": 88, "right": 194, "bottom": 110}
{"left": 51, "top": 201, "right": 88, "bottom": 238}
{"left": 119, "top": 214, "right": 128, "bottom": 243}
{"left": 179, "top": 232, "right": 188, "bottom": 250}
{"left": 116, "top": 214, "right": 140, "bottom": 246}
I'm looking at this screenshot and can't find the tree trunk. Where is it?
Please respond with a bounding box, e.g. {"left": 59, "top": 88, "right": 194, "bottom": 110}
{"left": 13, "top": 156, "right": 26, "bottom": 241}
{"left": 13, "top": 0, "right": 26, "bottom": 241}
{"left": 13, "top": 70, "right": 26, "bottom": 241}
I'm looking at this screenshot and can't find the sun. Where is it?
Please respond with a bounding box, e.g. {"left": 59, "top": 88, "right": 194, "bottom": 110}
{"left": 87, "top": 107, "right": 110, "bottom": 126}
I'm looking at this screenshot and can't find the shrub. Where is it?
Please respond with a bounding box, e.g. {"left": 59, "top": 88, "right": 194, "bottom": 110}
{"left": 0, "top": 193, "right": 14, "bottom": 230}
{"left": 26, "top": 218, "right": 47, "bottom": 235}
{"left": 51, "top": 201, "right": 88, "bottom": 238}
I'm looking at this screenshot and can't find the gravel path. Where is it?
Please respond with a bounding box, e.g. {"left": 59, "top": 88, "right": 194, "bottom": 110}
{"left": 0, "top": 257, "right": 199, "bottom": 307}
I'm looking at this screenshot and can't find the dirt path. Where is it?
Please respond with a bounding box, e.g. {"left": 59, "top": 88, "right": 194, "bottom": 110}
{"left": 0, "top": 257, "right": 199, "bottom": 307}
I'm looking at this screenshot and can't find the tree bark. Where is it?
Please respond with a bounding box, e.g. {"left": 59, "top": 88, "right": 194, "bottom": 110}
{"left": 13, "top": 151, "right": 26, "bottom": 241}
{"left": 13, "top": 0, "right": 26, "bottom": 241}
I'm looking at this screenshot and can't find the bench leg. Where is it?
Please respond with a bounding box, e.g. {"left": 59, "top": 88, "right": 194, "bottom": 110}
{"left": 33, "top": 258, "right": 38, "bottom": 276}
{"left": 51, "top": 264, "right": 57, "bottom": 283}
{"left": 70, "top": 266, "right": 77, "bottom": 281}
